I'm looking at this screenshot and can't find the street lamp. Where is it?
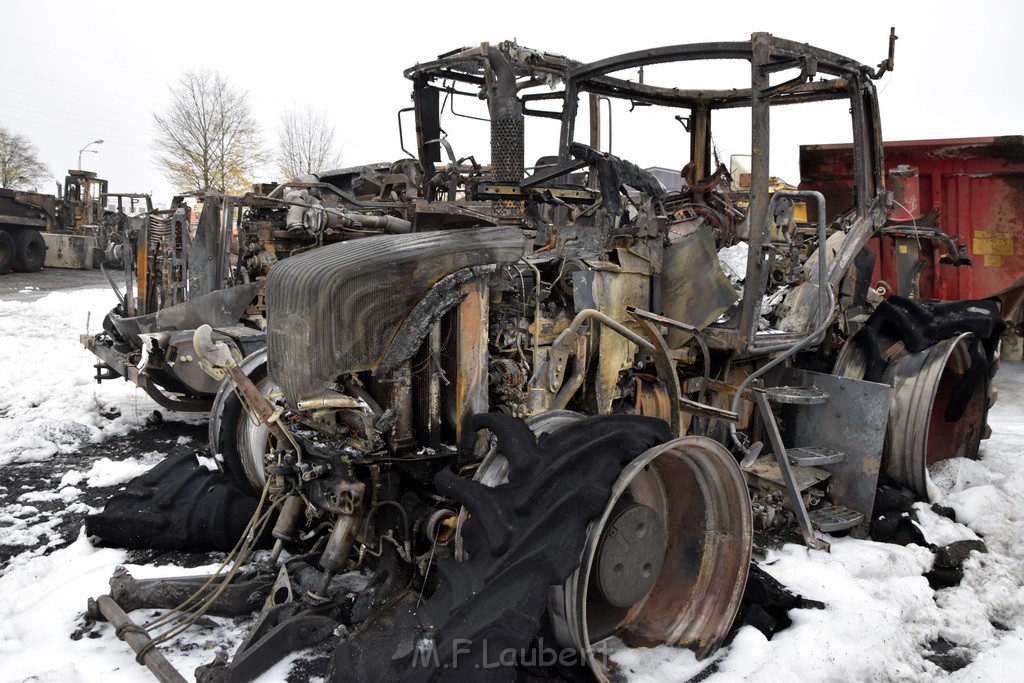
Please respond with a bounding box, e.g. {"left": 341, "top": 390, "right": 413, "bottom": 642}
{"left": 78, "top": 139, "right": 104, "bottom": 170}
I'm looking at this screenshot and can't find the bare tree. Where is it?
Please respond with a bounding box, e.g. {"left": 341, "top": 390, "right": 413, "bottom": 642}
{"left": 153, "top": 69, "right": 267, "bottom": 194}
{"left": 0, "top": 125, "right": 50, "bottom": 190}
{"left": 277, "top": 106, "right": 343, "bottom": 179}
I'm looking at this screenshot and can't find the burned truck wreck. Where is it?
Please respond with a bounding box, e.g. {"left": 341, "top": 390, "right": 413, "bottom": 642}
{"left": 88, "top": 34, "right": 1003, "bottom": 682}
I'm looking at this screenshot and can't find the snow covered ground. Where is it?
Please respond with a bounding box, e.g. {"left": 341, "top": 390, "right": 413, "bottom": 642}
{"left": 0, "top": 287, "right": 167, "bottom": 467}
{"left": 1, "top": 286, "right": 1022, "bottom": 682}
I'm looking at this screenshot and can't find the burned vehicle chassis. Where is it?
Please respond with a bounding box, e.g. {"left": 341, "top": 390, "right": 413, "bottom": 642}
{"left": 88, "top": 33, "right": 1001, "bottom": 683}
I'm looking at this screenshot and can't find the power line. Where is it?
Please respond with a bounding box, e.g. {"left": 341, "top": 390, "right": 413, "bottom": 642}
{"left": 0, "top": 115, "right": 152, "bottom": 151}
{"left": 0, "top": 66, "right": 163, "bottom": 106}
{"left": 0, "top": 33, "right": 173, "bottom": 81}
{"left": 0, "top": 102, "right": 155, "bottom": 136}
{"left": 0, "top": 86, "right": 157, "bottom": 124}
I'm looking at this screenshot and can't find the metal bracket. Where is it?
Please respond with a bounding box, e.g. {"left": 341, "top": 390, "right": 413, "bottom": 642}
{"left": 760, "top": 56, "right": 817, "bottom": 99}
{"left": 196, "top": 607, "right": 338, "bottom": 682}
{"left": 107, "top": 568, "right": 274, "bottom": 617}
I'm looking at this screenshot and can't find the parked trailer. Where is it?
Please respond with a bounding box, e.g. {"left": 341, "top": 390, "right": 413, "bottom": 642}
{"left": 0, "top": 188, "right": 52, "bottom": 273}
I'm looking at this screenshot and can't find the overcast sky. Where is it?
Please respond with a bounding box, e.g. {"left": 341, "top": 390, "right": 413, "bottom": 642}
{"left": 2, "top": 0, "right": 1021, "bottom": 206}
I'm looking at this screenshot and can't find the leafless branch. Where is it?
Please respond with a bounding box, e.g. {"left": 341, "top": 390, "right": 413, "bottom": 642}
{"left": 277, "top": 106, "right": 343, "bottom": 179}
{"left": 153, "top": 69, "right": 268, "bottom": 194}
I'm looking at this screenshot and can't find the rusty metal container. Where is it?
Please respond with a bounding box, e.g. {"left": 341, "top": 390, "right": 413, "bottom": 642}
{"left": 800, "top": 136, "right": 1024, "bottom": 317}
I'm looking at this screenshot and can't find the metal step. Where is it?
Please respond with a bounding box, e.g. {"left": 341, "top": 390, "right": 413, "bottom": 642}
{"left": 787, "top": 446, "right": 845, "bottom": 467}
{"left": 763, "top": 385, "right": 829, "bottom": 405}
{"left": 744, "top": 455, "right": 831, "bottom": 491}
{"left": 809, "top": 504, "right": 864, "bottom": 533}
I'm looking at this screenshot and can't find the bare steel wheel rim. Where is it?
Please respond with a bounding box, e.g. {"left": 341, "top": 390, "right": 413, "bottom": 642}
{"left": 550, "top": 435, "right": 753, "bottom": 680}
{"left": 835, "top": 332, "right": 988, "bottom": 498}
{"left": 235, "top": 373, "right": 279, "bottom": 491}
{"left": 886, "top": 333, "right": 987, "bottom": 497}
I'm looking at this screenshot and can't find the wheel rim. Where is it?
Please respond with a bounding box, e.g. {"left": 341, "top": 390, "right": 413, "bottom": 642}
{"left": 550, "top": 436, "right": 752, "bottom": 679}
{"left": 27, "top": 238, "right": 43, "bottom": 264}
{"left": 209, "top": 351, "right": 277, "bottom": 494}
{"left": 235, "top": 373, "right": 279, "bottom": 491}
{"left": 886, "top": 333, "right": 986, "bottom": 496}
{"left": 469, "top": 420, "right": 752, "bottom": 678}
{"left": 835, "top": 333, "right": 987, "bottom": 497}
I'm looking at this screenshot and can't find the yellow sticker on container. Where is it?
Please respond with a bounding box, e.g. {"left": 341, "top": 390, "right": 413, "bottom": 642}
{"left": 986, "top": 254, "right": 1003, "bottom": 267}
{"left": 974, "top": 230, "right": 1014, "bottom": 256}
{"left": 898, "top": 244, "right": 908, "bottom": 253}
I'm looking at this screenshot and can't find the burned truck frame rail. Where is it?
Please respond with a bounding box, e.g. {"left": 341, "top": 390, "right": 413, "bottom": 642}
{"left": 90, "top": 32, "right": 1003, "bottom": 683}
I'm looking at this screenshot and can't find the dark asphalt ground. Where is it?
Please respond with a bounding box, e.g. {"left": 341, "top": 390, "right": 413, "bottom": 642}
{"left": 0, "top": 265, "right": 207, "bottom": 573}
{"left": 0, "top": 266, "right": 109, "bottom": 301}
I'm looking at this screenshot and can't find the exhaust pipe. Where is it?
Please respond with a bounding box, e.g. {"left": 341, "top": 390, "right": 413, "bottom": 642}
{"left": 485, "top": 47, "right": 524, "bottom": 218}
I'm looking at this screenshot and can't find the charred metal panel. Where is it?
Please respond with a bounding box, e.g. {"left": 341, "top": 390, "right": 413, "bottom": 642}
{"left": 266, "top": 226, "right": 526, "bottom": 408}
{"left": 41, "top": 233, "right": 95, "bottom": 269}
{"left": 188, "top": 196, "right": 229, "bottom": 298}
{"left": 766, "top": 366, "right": 890, "bottom": 536}
{"left": 109, "top": 283, "right": 263, "bottom": 346}
{"left": 454, "top": 278, "right": 489, "bottom": 443}
{"left": 573, "top": 268, "right": 650, "bottom": 414}
{"left": 660, "top": 227, "right": 737, "bottom": 347}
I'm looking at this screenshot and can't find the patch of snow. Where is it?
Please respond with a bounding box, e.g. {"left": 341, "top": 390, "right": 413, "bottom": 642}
{"left": 949, "top": 626, "right": 1024, "bottom": 681}
{"left": 83, "top": 452, "right": 162, "bottom": 488}
{"left": 913, "top": 503, "right": 981, "bottom": 546}
{"left": 717, "top": 242, "right": 748, "bottom": 283}
{"left": 605, "top": 637, "right": 708, "bottom": 681}
{"left": 59, "top": 469, "right": 86, "bottom": 488}
{"left": 0, "top": 503, "right": 70, "bottom": 550}
{"left": 0, "top": 288, "right": 183, "bottom": 467}
{"left": 195, "top": 453, "right": 219, "bottom": 472}
{"left": 930, "top": 457, "right": 1006, "bottom": 495}
{"left": 18, "top": 486, "right": 81, "bottom": 504}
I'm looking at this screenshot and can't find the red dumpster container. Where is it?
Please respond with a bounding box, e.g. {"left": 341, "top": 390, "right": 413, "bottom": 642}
{"left": 800, "top": 136, "right": 1024, "bottom": 319}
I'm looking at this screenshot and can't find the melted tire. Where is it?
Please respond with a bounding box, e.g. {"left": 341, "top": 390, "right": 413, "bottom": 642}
{"left": 85, "top": 452, "right": 268, "bottom": 552}
{"left": 330, "top": 413, "right": 674, "bottom": 682}
{"left": 837, "top": 296, "right": 1004, "bottom": 497}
